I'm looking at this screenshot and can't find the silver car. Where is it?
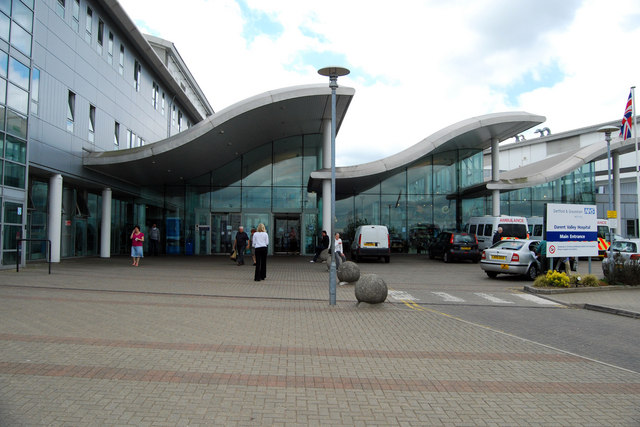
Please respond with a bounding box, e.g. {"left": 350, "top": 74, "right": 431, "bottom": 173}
{"left": 602, "top": 239, "right": 640, "bottom": 275}
{"left": 480, "top": 239, "right": 541, "bottom": 280}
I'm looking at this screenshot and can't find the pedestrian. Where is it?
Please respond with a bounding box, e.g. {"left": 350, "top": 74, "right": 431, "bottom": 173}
{"left": 537, "top": 239, "right": 547, "bottom": 272}
{"left": 233, "top": 226, "right": 250, "bottom": 266}
{"left": 334, "top": 232, "right": 346, "bottom": 267}
{"left": 149, "top": 223, "right": 160, "bottom": 256}
{"left": 492, "top": 226, "right": 504, "bottom": 245}
{"left": 252, "top": 223, "right": 269, "bottom": 281}
{"left": 130, "top": 225, "right": 144, "bottom": 267}
{"left": 310, "top": 230, "right": 330, "bottom": 263}
{"left": 249, "top": 228, "right": 257, "bottom": 265}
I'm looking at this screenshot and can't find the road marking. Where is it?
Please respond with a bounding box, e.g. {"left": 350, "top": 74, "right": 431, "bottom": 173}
{"left": 474, "top": 293, "right": 514, "bottom": 304}
{"left": 431, "top": 292, "right": 465, "bottom": 303}
{"left": 515, "top": 294, "right": 562, "bottom": 306}
{"left": 388, "top": 290, "right": 419, "bottom": 301}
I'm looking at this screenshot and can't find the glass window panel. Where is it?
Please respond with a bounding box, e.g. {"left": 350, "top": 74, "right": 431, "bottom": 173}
{"left": 242, "top": 186, "right": 271, "bottom": 209}
{"left": 242, "top": 143, "right": 272, "bottom": 186}
{"left": 211, "top": 186, "right": 240, "bottom": 210}
{"left": 0, "top": 78, "right": 6, "bottom": 105}
{"left": 5, "top": 135, "right": 25, "bottom": 162}
{"left": 4, "top": 160, "right": 25, "bottom": 188}
{"left": 0, "top": 132, "right": 3, "bottom": 154}
{"left": 355, "top": 194, "right": 380, "bottom": 225}
{"left": 273, "top": 187, "right": 302, "bottom": 210}
{"left": 10, "top": 21, "right": 31, "bottom": 55}
{"left": 273, "top": 136, "right": 302, "bottom": 186}
{"left": 12, "top": 0, "right": 32, "bottom": 32}
{"left": 0, "top": 105, "right": 5, "bottom": 130}
{"left": 0, "top": 1, "right": 9, "bottom": 15}
{"left": 4, "top": 200, "right": 22, "bottom": 223}
{"left": 0, "top": 13, "right": 8, "bottom": 43}
{"left": 21, "top": 0, "right": 34, "bottom": 9}
{"left": 381, "top": 169, "right": 406, "bottom": 194}
{"left": 303, "top": 190, "right": 316, "bottom": 210}
{"left": 212, "top": 157, "right": 241, "bottom": 187}
{"left": 8, "top": 56, "right": 29, "bottom": 89}
{"left": 3, "top": 224, "right": 21, "bottom": 250}
{"left": 6, "top": 110, "right": 26, "bottom": 138}
{"left": 302, "top": 134, "right": 322, "bottom": 180}
{"left": 408, "top": 158, "right": 432, "bottom": 194}
{"left": 30, "top": 66, "right": 38, "bottom": 114}
{"left": 6, "top": 83, "right": 27, "bottom": 114}
{"left": 0, "top": 50, "right": 7, "bottom": 78}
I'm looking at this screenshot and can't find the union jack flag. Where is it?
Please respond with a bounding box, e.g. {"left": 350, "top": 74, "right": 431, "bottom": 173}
{"left": 620, "top": 90, "right": 633, "bottom": 140}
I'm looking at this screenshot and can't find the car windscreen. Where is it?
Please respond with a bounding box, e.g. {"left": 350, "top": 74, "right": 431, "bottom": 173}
{"left": 499, "top": 223, "right": 528, "bottom": 239}
{"left": 494, "top": 241, "right": 525, "bottom": 251}
{"left": 612, "top": 241, "right": 638, "bottom": 252}
{"left": 453, "top": 234, "right": 475, "bottom": 243}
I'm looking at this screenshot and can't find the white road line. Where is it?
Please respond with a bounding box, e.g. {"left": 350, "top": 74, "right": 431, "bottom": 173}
{"left": 474, "top": 293, "right": 514, "bottom": 304}
{"left": 515, "top": 294, "right": 563, "bottom": 306}
{"left": 388, "top": 290, "right": 419, "bottom": 301}
{"left": 431, "top": 292, "right": 465, "bottom": 303}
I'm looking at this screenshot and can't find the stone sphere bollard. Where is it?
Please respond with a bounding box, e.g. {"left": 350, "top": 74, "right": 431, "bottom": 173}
{"left": 355, "top": 274, "right": 388, "bottom": 304}
{"left": 337, "top": 261, "right": 360, "bottom": 283}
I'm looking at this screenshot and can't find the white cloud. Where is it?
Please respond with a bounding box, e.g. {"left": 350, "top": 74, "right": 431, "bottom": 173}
{"left": 119, "top": 0, "right": 640, "bottom": 166}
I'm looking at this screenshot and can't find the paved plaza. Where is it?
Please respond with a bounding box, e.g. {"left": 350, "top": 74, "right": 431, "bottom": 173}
{"left": 0, "top": 255, "right": 639, "bottom": 426}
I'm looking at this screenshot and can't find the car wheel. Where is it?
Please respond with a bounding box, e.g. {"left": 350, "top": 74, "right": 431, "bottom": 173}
{"left": 351, "top": 252, "right": 358, "bottom": 262}
{"left": 384, "top": 256, "right": 390, "bottom": 263}
{"left": 444, "top": 252, "right": 451, "bottom": 263}
{"left": 473, "top": 257, "right": 480, "bottom": 264}
{"left": 486, "top": 271, "right": 498, "bottom": 279}
{"left": 526, "top": 264, "right": 539, "bottom": 281}
{"left": 428, "top": 251, "right": 435, "bottom": 259}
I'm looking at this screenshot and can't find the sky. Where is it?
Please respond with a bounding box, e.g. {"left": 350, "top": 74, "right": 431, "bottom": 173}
{"left": 119, "top": 0, "right": 640, "bottom": 166}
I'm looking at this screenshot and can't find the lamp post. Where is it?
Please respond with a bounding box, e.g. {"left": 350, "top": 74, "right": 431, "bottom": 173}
{"left": 597, "top": 125, "right": 619, "bottom": 279}
{"left": 318, "top": 66, "right": 350, "bottom": 305}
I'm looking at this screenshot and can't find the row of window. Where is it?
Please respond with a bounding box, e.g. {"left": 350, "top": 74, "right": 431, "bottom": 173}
{"left": 57, "top": 0, "right": 188, "bottom": 146}
{"left": 0, "top": 0, "right": 34, "bottom": 57}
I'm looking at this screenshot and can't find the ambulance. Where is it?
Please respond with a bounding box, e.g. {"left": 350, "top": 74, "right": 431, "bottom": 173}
{"left": 597, "top": 219, "right": 613, "bottom": 257}
{"left": 466, "top": 216, "right": 529, "bottom": 250}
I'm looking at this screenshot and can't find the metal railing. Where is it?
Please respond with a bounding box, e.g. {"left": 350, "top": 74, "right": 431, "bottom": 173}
{"left": 16, "top": 239, "right": 52, "bottom": 274}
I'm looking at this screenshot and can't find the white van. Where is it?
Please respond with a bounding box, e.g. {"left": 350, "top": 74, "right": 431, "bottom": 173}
{"left": 466, "top": 216, "right": 529, "bottom": 250}
{"left": 350, "top": 225, "right": 391, "bottom": 263}
{"left": 527, "top": 216, "right": 544, "bottom": 241}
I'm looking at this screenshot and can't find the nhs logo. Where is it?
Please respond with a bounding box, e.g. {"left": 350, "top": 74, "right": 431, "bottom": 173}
{"left": 584, "top": 207, "right": 596, "bottom": 215}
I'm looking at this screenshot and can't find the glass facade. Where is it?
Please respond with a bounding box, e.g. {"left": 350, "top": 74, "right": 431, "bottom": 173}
{"left": 0, "top": 0, "right": 32, "bottom": 266}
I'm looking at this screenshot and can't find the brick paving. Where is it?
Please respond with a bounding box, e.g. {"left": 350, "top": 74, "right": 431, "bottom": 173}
{"left": 0, "top": 256, "right": 639, "bottom": 426}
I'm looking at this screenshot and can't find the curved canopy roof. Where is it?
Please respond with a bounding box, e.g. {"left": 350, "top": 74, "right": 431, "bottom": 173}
{"left": 488, "top": 137, "right": 639, "bottom": 190}
{"left": 84, "top": 84, "right": 354, "bottom": 185}
{"left": 308, "top": 112, "right": 545, "bottom": 196}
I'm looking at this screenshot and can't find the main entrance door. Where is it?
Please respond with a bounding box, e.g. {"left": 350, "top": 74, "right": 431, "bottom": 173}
{"left": 273, "top": 214, "right": 300, "bottom": 254}
{"left": 211, "top": 213, "right": 241, "bottom": 254}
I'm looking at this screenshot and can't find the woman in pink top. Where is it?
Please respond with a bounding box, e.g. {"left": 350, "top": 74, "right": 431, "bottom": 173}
{"left": 130, "top": 225, "right": 144, "bottom": 266}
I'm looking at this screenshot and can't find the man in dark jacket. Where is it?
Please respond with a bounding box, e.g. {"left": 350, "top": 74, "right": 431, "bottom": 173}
{"left": 310, "top": 230, "right": 330, "bottom": 263}
{"left": 233, "top": 226, "right": 250, "bottom": 265}
{"left": 492, "top": 227, "right": 504, "bottom": 245}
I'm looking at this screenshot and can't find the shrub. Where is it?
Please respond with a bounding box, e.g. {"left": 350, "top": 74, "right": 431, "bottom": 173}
{"left": 580, "top": 274, "right": 600, "bottom": 287}
{"left": 603, "top": 259, "right": 640, "bottom": 286}
{"left": 534, "top": 270, "right": 570, "bottom": 288}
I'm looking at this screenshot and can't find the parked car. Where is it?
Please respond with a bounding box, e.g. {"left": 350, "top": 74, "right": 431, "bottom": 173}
{"left": 390, "top": 233, "right": 407, "bottom": 253}
{"left": 350, "top": 225, "right": 391, "bottom": 263}
{"left": 428, "top": 231, "right": 481, "bottom": 263}
{"left": 602, "top": 239, "right": 640, "bottom": 275}
{"left": 480, "top": 239, "right": 541, "bottom": 280}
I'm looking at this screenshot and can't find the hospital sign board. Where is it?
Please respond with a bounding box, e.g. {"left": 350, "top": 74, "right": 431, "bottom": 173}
{"left": 546, "top": 203, "right": 598, "bottom": 257}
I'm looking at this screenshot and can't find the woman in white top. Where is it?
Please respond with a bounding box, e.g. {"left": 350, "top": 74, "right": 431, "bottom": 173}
{"left": 334, "top": 232, "right": 346, "bottom": 266}
{"left": 252, "top": 223, "right": 269, "bottom": 281}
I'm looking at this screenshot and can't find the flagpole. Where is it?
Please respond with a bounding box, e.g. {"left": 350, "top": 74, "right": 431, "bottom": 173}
{"left": 633, "top": 86, "right": 640, "bottom": 238}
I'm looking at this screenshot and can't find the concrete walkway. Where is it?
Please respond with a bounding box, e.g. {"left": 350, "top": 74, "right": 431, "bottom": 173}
{"left": 1, "top": 256, "right": 638, "bottom": 426}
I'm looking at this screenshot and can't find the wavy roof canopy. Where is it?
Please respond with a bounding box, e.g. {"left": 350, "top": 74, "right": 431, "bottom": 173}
{"left": 308, "top": 112, "right": 545, "bottom": 196}
{"left": 488, "top": 137, "right": 639, "bottom": 190}
{"left": 84, "top": 84, "right": 354, "bottom": 185}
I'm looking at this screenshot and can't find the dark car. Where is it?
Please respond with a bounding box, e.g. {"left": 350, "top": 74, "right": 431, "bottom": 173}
{"left": 390, "top": 233, "right": 407, "bottom": 253}
{"left": 428, "top": 231, "right": 481, "bottom": 263}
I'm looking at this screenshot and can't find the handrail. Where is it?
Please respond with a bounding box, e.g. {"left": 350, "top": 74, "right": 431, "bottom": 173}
{"left": 16, "top": 239, "right": 52, "bottom": 274}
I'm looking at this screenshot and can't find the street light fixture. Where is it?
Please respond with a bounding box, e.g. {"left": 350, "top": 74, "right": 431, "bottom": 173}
{"left": 318, "top": 66, "right": 350, "bottom": 306}
{"left": 597, "top": 125, "right": 619, "bottom": 279}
